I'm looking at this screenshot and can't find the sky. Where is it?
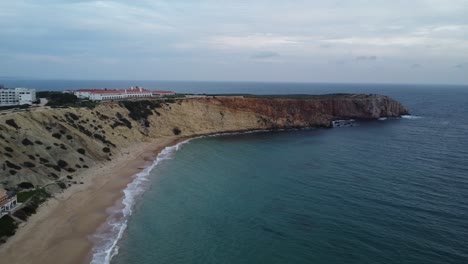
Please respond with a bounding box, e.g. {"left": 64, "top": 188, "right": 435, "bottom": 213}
{"left": 1, "top": 0, "right": 468, "bottom": 84}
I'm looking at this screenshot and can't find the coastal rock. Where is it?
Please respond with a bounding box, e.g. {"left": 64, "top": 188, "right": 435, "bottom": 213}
{"left": 0, "top": 94, "right": 408, "bottom": 188}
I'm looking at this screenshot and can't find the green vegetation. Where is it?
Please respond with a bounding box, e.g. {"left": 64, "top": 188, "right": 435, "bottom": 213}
{"left": 0, "top": 104, "right": 30, "bottom": 111}
{"left": 17, "top": 182, "right": 35, "bottom": 189}
{"left": 17, "top": 188, "right": 48, "bottom": 203}
{"left": 5, "top": 119, "right": 20, "bottom": 129}
{"left": 14, "top": 189, "right": 51, "bottom": 221}
{"left": 38, "top": 91, "right": 98, "bottom": 108}
{"left": 0, "top": 215, "right": 18, "bottom": 242}
{"left": 38, "top": 91, "right": 78, "bottom": 107}
{"left": 172, "top": 127, "right": 182, "bottom": 135}
{"left": 118, "top": 100, "right": 162, "bottom": 121}
{"left": 164, "top": 94, "right": 185, "bottom": 99}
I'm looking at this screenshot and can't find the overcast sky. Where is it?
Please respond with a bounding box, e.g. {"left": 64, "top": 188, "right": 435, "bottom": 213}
{"left": 1, "top": 0, "right": 468, "bottom": 84}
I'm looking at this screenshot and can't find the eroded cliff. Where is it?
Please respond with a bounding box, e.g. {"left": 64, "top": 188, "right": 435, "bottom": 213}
{"left": 0, "top": 94, "right": 408, "bottom": 188}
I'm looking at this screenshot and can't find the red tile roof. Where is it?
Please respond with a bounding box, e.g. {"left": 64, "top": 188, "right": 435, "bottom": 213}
{"left": 76, "top": 88, "right": 153, "bottom": 94}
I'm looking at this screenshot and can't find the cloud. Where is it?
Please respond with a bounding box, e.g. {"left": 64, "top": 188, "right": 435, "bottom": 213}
{"left": 411, "top": 63, "right": 423, "bottom": 68}
{"left": 250, "top": 51, "right": 279, "bottom": 59}
{"left": 0, "top": 0, "right": 467, "bottom": 83}
{"left": 209, "top": 35, "right": 302, "bottom": 50}
{"left": 355, "top": 55, "right": 377, "bottom": 61}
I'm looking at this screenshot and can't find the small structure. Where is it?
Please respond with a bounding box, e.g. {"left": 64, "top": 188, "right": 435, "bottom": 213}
{"left": 0, "top": 189, "right": 18, "bottom": 218}
{"left": 0, "top": 87, "right": 36, "bottom": 106}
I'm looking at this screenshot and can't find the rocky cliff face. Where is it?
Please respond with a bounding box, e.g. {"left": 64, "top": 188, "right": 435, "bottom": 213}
{"left": 0, "top": 94, "right": 408, "bottom": 188}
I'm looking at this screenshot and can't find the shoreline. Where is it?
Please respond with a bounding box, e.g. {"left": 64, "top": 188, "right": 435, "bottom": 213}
{"left": 0, "top": 136, "right": 183, "bottom": 264}
{"left": 0, "top": 122, "right": 406, "bottom": 264}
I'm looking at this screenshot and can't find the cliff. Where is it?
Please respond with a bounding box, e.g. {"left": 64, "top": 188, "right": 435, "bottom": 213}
{"left": 0, "top": 94, "right": 408, "bottom": 188}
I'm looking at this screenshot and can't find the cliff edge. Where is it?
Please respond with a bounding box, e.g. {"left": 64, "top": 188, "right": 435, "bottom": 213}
{"left": 0, "top": 94, "right": 409, "bottom": 188}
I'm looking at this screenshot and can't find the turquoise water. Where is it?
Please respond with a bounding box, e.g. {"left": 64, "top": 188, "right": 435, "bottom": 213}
{"left": 105, "top": 86, "right": 468, "bottom": 264}
{"left": 5, "top": 79, "right": 465, "bottom": 263}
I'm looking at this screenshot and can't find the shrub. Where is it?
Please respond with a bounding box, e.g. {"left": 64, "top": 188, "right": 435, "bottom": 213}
{"left": 172, "top": 127, "right": 182, "bottom": 135}
{"left": 17, "top": 182, "right": 35, "bottom": 189}
{"left": 66, "top": 112, "right": 80, "bottom": 121}
{"left": 5, "top": 119, "right": 20, "bottom": 129}
{"left": 42, "top": 92, "right": 79, "bottom": 107}
{"left": 23, "top": 161, "right": 36, "bottom": 168}
{"left": 52, "top": 133, "right": 62, "bottom": 139}
{"left": 21, "top": 138, "right": 34, "bottom": 146}
{"left": 102, "top": 147, "right": 111, "bottom": 153}
{"left": 0, "top": 215, "right": 18, "bottom": 239}
{"left": 5, "top": 161, "right": 21, "bottom": 170}
{"left": 57, "top": 160, "right": 68, "bottom": 168}
{"left": 4, "top": 147, "right": 13, "bottom": 152}
{"left": 118, "top": 100, "right": 161, "bottom": 121}
{"left": 77, "top": 148, "right": 86, "bottom": 155}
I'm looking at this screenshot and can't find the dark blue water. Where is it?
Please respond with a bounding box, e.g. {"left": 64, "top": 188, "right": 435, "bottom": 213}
{"left": 5, "top": 80, "right": 467, "bottom": 263}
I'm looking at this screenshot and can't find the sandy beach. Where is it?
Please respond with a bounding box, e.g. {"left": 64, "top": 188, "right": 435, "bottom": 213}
{"left": 0, "top": 137, "right": 181, "bottom": 264}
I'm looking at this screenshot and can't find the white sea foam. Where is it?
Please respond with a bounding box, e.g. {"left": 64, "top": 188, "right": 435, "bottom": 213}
{"left": 401, "top": 115, "right": 423, "bottom": 119}
{"left": 89, "top": 139, "right": 191, "bottom": 264}
{"left": 88, "top": 128, "right": 310, "bottom": 263}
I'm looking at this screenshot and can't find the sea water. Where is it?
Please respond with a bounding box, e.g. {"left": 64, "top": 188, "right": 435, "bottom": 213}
{"left": 109, "top": 84, "right": 467, "bottom": 264}
{"left": 3, "top": 80, "right": 467, "bottom": 263}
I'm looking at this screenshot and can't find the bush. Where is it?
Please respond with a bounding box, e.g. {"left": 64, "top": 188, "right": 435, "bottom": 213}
{"left": 172, "top": 127, "right": 182, "bottom": 135}
{"left": 5, "top": 119, "right": 20, "bottom": 129}
{"left": 42, "top": 92, "right": 78, "bottom": 107}
{"left": 5, "top": 161, "right": 22, "bottom": 170}
{"left": 22, "top": 138, "right": 34, "bottom": 146}
{"left": 4, "top": 147, "right": 13, "bottom": 153}
{"left": 119, "top": 100, "right": 161, "bottom": 121}
{"left": 23, "top": 161, "right": 36, "bottom": 168}
{"left": 0, "top": 215, "right": 18, "bottom": 239}
{"left": 17, "top": 182, "right": 35, "bottom": 189}
{"left": 57, "top": 160, "right": 69, "bottom": 168}
{"left": 102, "top": 147, "right": 111, "bottom": 153}
{"left": 77, "top": 148, "right": 86, "bottom": 155}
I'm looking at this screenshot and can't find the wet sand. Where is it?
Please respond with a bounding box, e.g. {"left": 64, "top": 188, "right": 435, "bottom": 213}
{"left": 0, "top": 137, "right": 180, "bottom": 264}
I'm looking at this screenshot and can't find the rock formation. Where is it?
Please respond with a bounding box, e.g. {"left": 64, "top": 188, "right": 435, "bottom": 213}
{"left": 0, "top": 94, "right": 409, "bottom": 188}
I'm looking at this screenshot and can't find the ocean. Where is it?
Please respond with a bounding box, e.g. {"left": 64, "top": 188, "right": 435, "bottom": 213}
{"left": 2, "top": 80, "right": 467, "bottom": 263}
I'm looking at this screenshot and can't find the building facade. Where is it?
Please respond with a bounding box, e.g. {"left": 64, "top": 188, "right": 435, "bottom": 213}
{"left": 72, "top": 86, "right": 175, "bottom": 101}
{"left": 0, "top": 87, "right": 36, "bottom": 106}
{"left": 0, "top": 189, "right": 18, "bottom": 218}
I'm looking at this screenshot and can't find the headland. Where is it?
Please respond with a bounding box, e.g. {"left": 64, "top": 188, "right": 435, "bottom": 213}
{"left": 0, "top": 94, "right": 409, "bottom": 263}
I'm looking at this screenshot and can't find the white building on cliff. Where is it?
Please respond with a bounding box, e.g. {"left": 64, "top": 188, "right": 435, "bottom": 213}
{"left": 0, "top": 87, "right": 36, "bottom": 106}
{"left": 0, "top": 189, "right": 18, "bottom": 218}
{"left": 71, "top": 86, "right": 175, "bottom": 101}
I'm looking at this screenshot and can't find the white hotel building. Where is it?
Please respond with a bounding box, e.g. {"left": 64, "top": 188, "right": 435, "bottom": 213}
{"left": 0, "top": 87, "right": 37, "bottom": 106}
{"left": 71, "top": 86, "right": 175, "bottom": 101}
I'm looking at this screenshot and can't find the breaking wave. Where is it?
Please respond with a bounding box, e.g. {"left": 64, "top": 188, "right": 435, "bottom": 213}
{"left": 89, "top": 140, "right": 191, "bottom": 264}
{"left": 401, "top": 115, "right": 423, "bottom": 119}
